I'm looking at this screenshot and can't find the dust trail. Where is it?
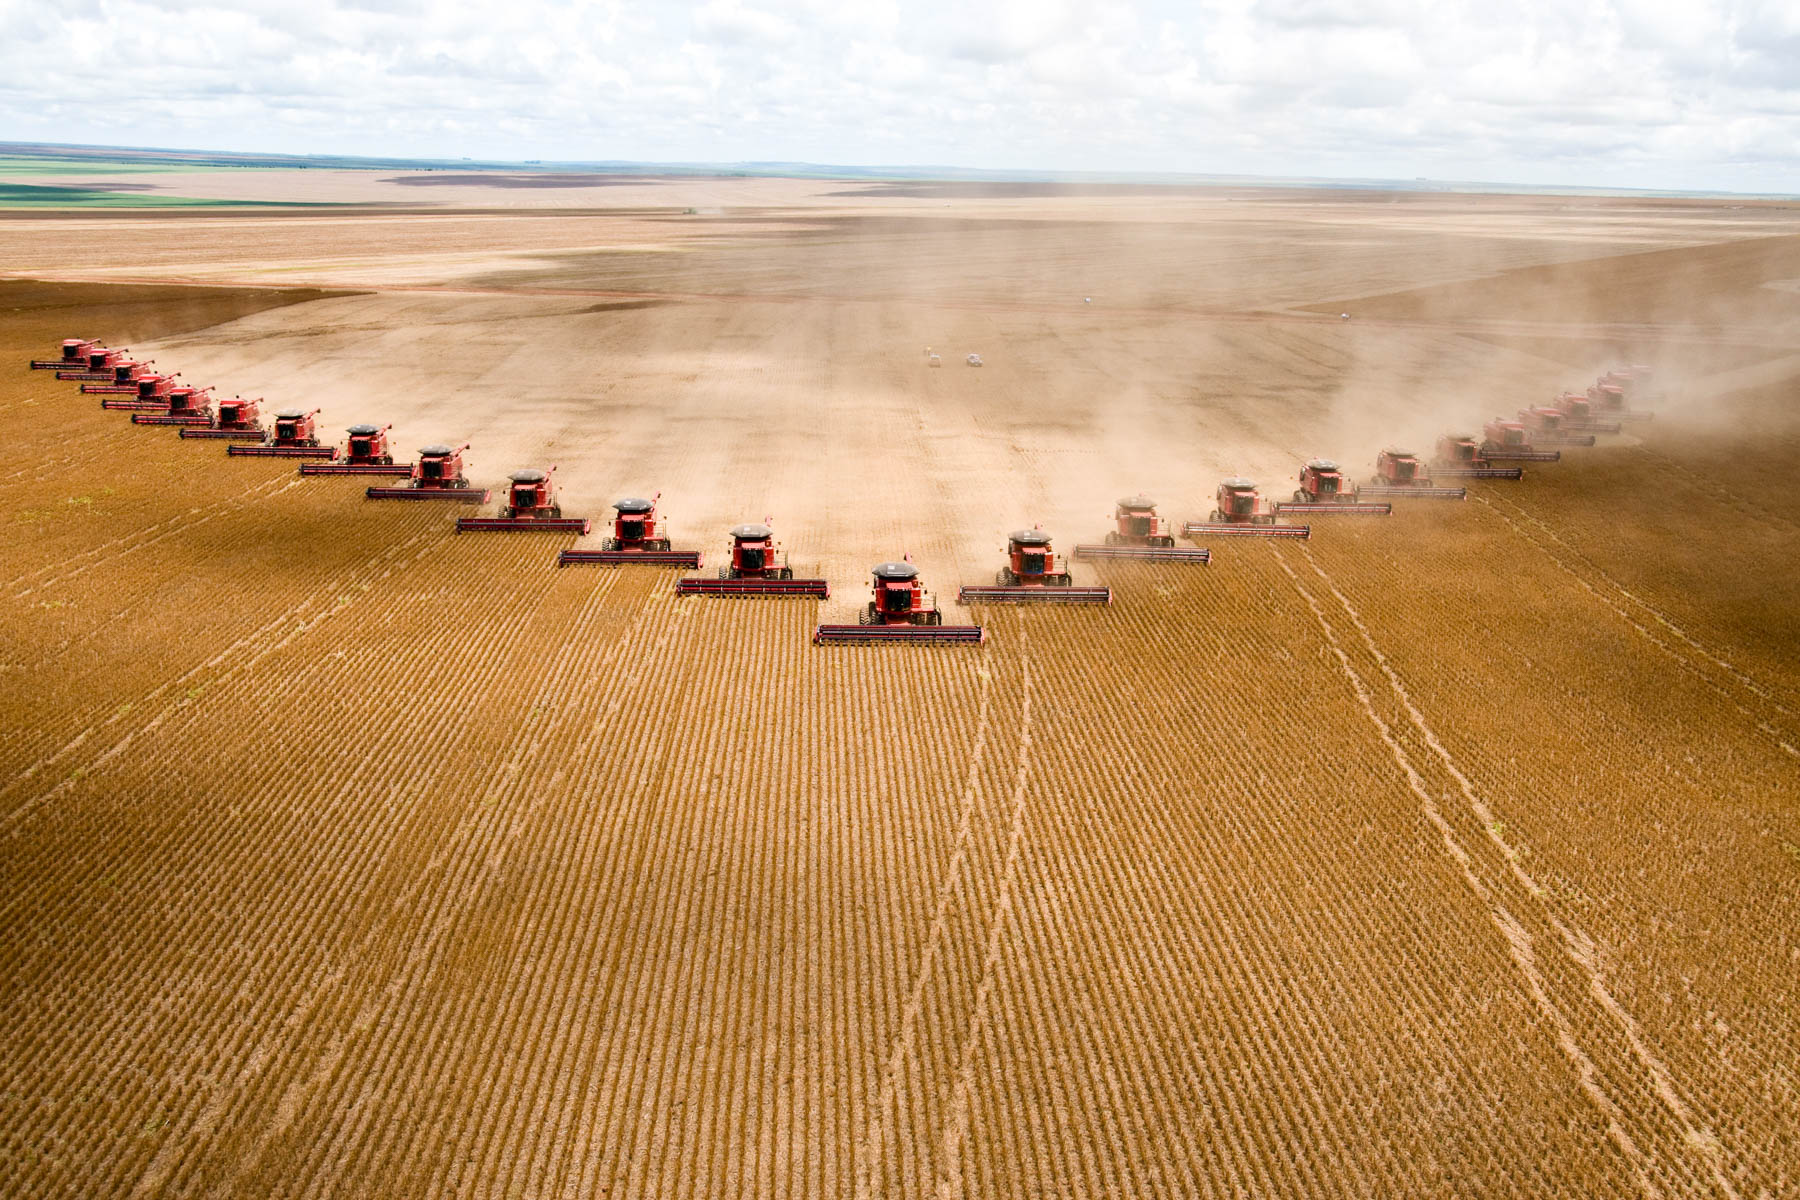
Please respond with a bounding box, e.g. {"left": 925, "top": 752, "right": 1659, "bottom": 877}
{"left": 1474, "top": 493, "right": 1797, "bottom": 759}
{"left": 932, "top": 613, "right": 1032, "bottom": 1200}
{"left": 856, "top": 643, "right": 995, "bottom": 1200}
{"left": 1296, "top": 543, "right": 1741, "bottom": 1200}
{"left": 1272, "top": 549, "right": 1661, "bottom": 1197}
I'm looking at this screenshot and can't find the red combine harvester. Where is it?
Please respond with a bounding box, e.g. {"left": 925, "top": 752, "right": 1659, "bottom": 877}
{"left": 815, "top": 562, "right": 982, "bottom": 644}
{"left": 79, "top": 359, "right": 156, "bottom": 394}
{"left": 959, "top": 528, "right": 1112, "bottom": 604}
{"left": 100, "top": 372, "right": 180, "bottom": 411}
{"left": 365, "top": 443, "right": 489, "bottom": 502}
{"left": 676, "top": 523, "right": 831, "bottom": 596}
{"left": 1075, "top": 494, "right": 1212, "bottom": 560}
{"left": 1431, "top": 434, "right": 1524, "bottom": 479}
{"left": 1181, "top": 478, "right": 1310, "bottom": 538}
{"left": 558, "top": 495, "right": 700, "bottom": 566}
{"left": 456, "top": 467, "right": 591, "bottom": 533}
{"left": 1275, "top": 459, "right": 1392, "bottom": 515}
{"left": 1551, "top": 391, "right": 1621, "bottom": 434}
{"left": 1517, "top": 406, "right": 1595, "bottom": 447}
{"left": 56, "top": 346, "right": 133, "bottom": 382}
{"left": 30, "top": 339, "right": 100, "bottom": 370}
{"left": 299, "top": 424, "right": 413, "bottom": 476}
{"left": 131, "top": 385, "right": 214, "bottom": 426}
{"left": 1589, "top": 377, "right": 1654, "bottom": 421}
{"left": 1358, "top": 449, "right": 1466, "bottom": 500}
{"left": 179, "top": 396, "right": 266, "bottom": 440}
{"left": 1482, "top": 419, "right": 1561, "bottom": 462}
{"left": 229, "top": 408, "right": 338, "bottom": 459}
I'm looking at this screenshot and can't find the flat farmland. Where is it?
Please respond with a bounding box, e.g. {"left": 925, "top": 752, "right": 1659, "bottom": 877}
{"left": 2, "top": 181, "right": 1797, "bottom": 1198}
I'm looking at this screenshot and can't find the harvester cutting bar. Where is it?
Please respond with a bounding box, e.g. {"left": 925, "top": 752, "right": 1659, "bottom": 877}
{"left": 557, "top": 548, "right": 702, "bottom": 568}
{"left": 814, "top": 623, "right": 983, "bottom": 645}
{"left": 1356, "top": 485, "right": 1466, "bottom": 500}
{"left": 1538, "top": 434, "right": 1596, "bottom": 447}
{"left": 1561, "top": 421, "right": 1621, "bottom": 434}
{"left": 1073, "top": 544, "right": 1212, "bottom": 562}
{"left": 1619, "top": 410, "right": 1654, "bottom": 422}
{"left": 956, "top": 585, "right": 1112, "bottom": 604}
{"left": 455, "top": 516, "right": 592, "bottom": 534}
{"left": 675, "top": 576, "right": 831, "bottom": 598}
{"left": 56, "top": 371, "right": 113, "bottom": 382}
{"left": 131, "top": 413, "right": 210, "bottom": 426}
{"left": 101, "top": 398, "right": 170, "bottom": 411}
{"left": 1434, "top": 466, "right": 1523, "bottom": 479}
{"left": 82, "top": 383, "right": 145, "bottom": 394}
{"left": 1181, "top": 522, "right": 1310, "bottom": 539}
{"left": 229, "top": 444, "right": 339, "bottom": 459}
{"left": 1483, "top": 447, "right": 1560, "bottom": 462}
{"left": 179, "top": 428, "right": 267, "bottom": 441}
{"left": 29, "top": 360, "right": 80, "bottom": 370}
{"left": 1272, "top": 502, "right": 1391, "bottom": 516}
{"left": 298, "top": 461, "right": 414, "bottom": 477}
{"left": 365, "top": 485, "right": 490, "bottom": 503}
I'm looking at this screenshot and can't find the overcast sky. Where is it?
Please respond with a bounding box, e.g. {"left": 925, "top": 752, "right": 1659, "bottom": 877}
{"left": 3, "top": 0, "right": 1797, "bottom": 192}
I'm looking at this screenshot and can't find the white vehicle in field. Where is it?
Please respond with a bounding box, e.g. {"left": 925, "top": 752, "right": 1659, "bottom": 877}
{"left": 928, "top": 353, "right": 941, "bottom": 367}
{"left": 966, "top": 354, "right": 983, "bottom": 367}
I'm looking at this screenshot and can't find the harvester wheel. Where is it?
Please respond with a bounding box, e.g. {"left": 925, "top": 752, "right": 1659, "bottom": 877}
{"left": 1210, "top": 510, "right": 1222, "bottom": 522}
{"left": 550, "top": 505, "right": 562, "bottom": 518}
{"left": 776, "top": 567, "right": 793, "bottom": 580}
{"left": 602, "top": 538, "right": 619, "bottom": 551}
{"left": 1293, "top": 490, "right": 1305, "bottom": 503}
{"left": 1155, "top": 536, "right": 1174, "bottom": 548}
{"left": 926, "top": 610, "right": 943, "bottom": 626}
{"left": 1105, "top": 532, "right": 1119, "bottom": 546}
{"left": 652, "top": 538, "right": 671, "bottom": 551}
{"left": 996, "top": 568, "right": 1015, "bottom": 587}
{"left": 1055, "top": 573, "right": 1072, "bottom": 587}
{"left": 858, "top": 604, "right": 876, "bottom": 626}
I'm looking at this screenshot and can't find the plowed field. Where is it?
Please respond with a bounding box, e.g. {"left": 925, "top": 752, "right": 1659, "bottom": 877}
{"left": 3, "top": 184, "right": 1797, "bottom": 1198}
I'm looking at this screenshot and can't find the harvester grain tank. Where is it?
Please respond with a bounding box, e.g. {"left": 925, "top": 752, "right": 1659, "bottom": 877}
{"left": 180, "top": 396, "right": 267, "bottom": 440}
{"left": 365, "top": 443, "right": 490, "bottom": 502}
{"left": 1517, "top": 405, "right": 1595, "bottom": 447}
{"left": 455, "top": 467, "right": 591, "bottom": 533}
{"left": 1431, "top": 435, "right": 1524, "bottom": 479}
{"left": 131, "top": 385, "right": 214, "bottom": 426}
{"left": 1481, "top": 419, "right": 1562, "bottom": 462}
{"left": 1274, "top": 460, "right": 1393, "bottom": 514}
{"left": 31, "top": 339, "right": 100, "bottom": 370}
{"left": 1357, "top": 449, "right": 1466, "bottom": 500}
{"left": 814, "top": 562, "right": 982, "bottom": 644}
{"left": 229, "top": 408, "right": 339, "bottom": 459}
{"left": 299, "top": 424, "right": 413, "bottom": 476}
{"left": 1074, "top": 495, "right": 1213, "bottom": 560}
{"left": 1181, "top": 479, "right": 1310, "bottom": 538}
{"left": 557, "top": 495, "right": 701, "bottom": 566}
{"left": 676, "top": 523, "right": 831, "bottom": 597}
{"left": 958, "top": 528, "right": 1112, "bottom": 603}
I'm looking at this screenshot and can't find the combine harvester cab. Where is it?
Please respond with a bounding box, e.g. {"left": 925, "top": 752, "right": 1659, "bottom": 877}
{"left": 180, "top": 395, "right": 267, "bottom": 440}
{"left": 558, "top": 495, "right": 700, "bottom": 566}
{"left": 959, "top": 528, "right": 1111, "bottom": 604}
{"left": 1552, "top": 391, "right": 1621, "bottom": 434}
{"left": 816, "top": 562, "right": 981, "bottom": 644}
{"left": 676, "top": 523, "right": 830, "bottom": 596}
{"left": 1075, "top": 495, "right": 1211, "bottom": 561}
{"left": 1358, "top": 449, "right": 1466, "bottom": 500}
{"left": 1182, "top": 479, "right": 1310, "bottom": 538}
{"left": 131, "top": 385, "right": 214, "bottom": 426}
{"left": 365, "top": 443, "right": 489, "bottom": 502}
{"left": 101, "top": 372, "right": 180, "bottom": 411}
{"left": 299, "top": 424, "right": 413, "bottom": 476}
{"left": 58, "top": 346, "right": 130, "bottom": 381}
{"left": 80, "top": 359, "right": 155, "bottom": 394}
{"left": 31, "top": 338, "right": 100, "bottom": 370}
{"left": 1518, "top": 406, "right": 1595, "bottom": 447}
{"left": 456, "top": 466, "right": 591, "bottom": 533}
{"left": 230, "top": 408, "right": 338, "bottom": 459}
{"left": 1481, "top": 419, "right": 1561, "bottom": 462}
{"left": 1591, "top": 376, "right": 1654, "bottom": 422}
{"left": 1431, "top": 435, "right": 1523, "bottom": 480}
{"left": 1275, "top": 460, "right": 1392, "bottom": 515}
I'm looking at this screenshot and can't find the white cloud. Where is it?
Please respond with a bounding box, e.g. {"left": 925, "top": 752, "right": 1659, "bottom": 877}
{"left": 0, "top": 0, "right": 1794, "bottom": 190}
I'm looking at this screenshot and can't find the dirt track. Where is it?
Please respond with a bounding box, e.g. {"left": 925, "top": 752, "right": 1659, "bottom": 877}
{"left": 2, "top": 185, "right": 1798, "bottom": 1197}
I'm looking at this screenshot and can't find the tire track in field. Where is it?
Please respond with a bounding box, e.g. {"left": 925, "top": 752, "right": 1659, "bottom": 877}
{"left": 932, "top": 612, "right": 1032, "bottom": 1200}
{"left": 855, "top": 641, "right": 995, "bottom": 1200}
{"left": 1473, "top": 492, "right": 1798, "bottom": 758}
{"left": 1270, "top": 548, "right": 1665, "bottom": 1198}
{"left": 1293, "top": 544, "right": 1743, "bottom": 1200}
{"left": 5, "top": 474, "right": 299, "bottom": 596}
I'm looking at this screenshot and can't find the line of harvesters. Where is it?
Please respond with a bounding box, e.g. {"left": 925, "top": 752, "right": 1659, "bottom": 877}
{"left": 34, "top": 337, "right": 1657, "bottom": 647}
